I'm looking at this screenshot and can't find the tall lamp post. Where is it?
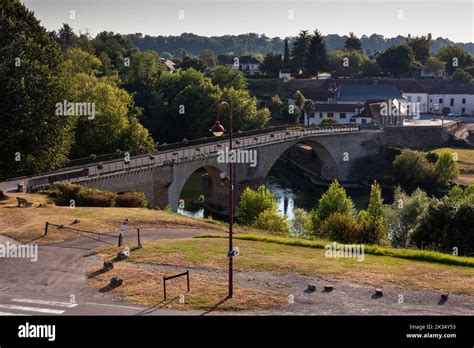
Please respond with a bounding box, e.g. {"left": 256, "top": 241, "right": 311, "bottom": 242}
{"left": 210, "top": 101, "right": 234, "bottom": 298}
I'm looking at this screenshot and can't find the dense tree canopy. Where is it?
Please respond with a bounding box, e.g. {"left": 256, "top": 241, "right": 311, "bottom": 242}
{"left": 0, "top": 1, "right": 76, "bottom": 178}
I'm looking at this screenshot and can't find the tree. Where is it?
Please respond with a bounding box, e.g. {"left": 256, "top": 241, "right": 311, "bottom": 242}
{"left": 64, "top": 48, "right": 102, "bottom": 76}
{"left": 217, "top": 53, "right": 235, "bottom": 65}
{"left": 393, "top": 149, "right": 436, "bottom": 191}
{"left": 210, "top": 66, "right": 247, "bottom": 90}
{"left": 451, "top": 68, "right": 472, "bottom": 82}
{"left": 253, "top": 209, "right": 291, "bottom": 235}
{"left": 304, "top": 29, "right": 329, "bottom": 76}
{"left": 411, "top": 191, "right": 474, "bottom": 255}
{"left": 377, "top": 44, "right": 418, "bottom": 77}
{"left": 146, "top": 69, "right": 268, "bottom": 143}
{"left": 292, "top": 208, "right": 312, "bottom": 237}
{"left": 92, "top": 31, "right": 137, "bottom": 76}
{"left": 302, "top": 99, "right": 315, "bottom": 120}
{"left": 65, "top": 50, "right": 154, "bottom": 158}
{"left": 311, "top": 180, "right": 355, "bottom": 231}
{"left": 260, "top": 52, "right": 283, "bottom": 75}
{"left": 294, "top": 90, "right": 306, "bottom": 108}
{"left": 236, "top": 185, "right": 277, "bottom": 225}
{"left": 125, "top": 50, "right": 163, "bottom": 88}
{"left": 174, "top": 48, "right": 188, "bottom": 59}
{"left": 0, "top": 1, "right": 76, "bottom": 178}
{"left": 406, "top": 35, "right": 431, "bottom": 64}
{"left": 423, "top": 57, "right": 445, "bottom": 75}
{"left": 199, "top": 49, "right": 217, "bottom": 68}
{"left": 360, "top": 60, "right": 382, "bottom": 77}
{"left": 436, "top": 45, "right": 473, "bottom": 74}
{"left": 291, "top": 30, "right": 311, "bottom": 73}
{"left": 220, "top": 87, "right": 271, "bottom": 131}
{"left": 385, "top": 187, "right": 430, "bottom": 247}
{"left": 358, "top": 181, "right": 388, "bottom": 245}
{"left": 178, "top": 56, "right": 207, "bottom": 72}
{"left": 344, "top": 32, "right": 362, "bottom": 51}
{"left": 161, "top": 52, "right": 173, "bottom": 60}
{"left": 327, "top": 50, "right": 366, "bottom": 77}
{"left": 283, "top": 39, "right": 290, "bottom": 68}
{"left": 57, "top": 23, "right": 77, "bottom": 52}
{"left": 434, "top": 152, "right": 459, "bottom": 186}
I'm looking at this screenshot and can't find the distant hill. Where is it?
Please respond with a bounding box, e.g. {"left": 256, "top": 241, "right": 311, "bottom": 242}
{"left": 127, "top": 33, "right": 474, "bottom": 57}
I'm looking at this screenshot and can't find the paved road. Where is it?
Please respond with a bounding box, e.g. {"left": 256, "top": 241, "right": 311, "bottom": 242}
{"left": 0, "top": 229, "right": 206, "bottom": 316}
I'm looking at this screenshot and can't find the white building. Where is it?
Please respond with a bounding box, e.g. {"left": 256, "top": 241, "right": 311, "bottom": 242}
{"left": 279, "top": 69, "right": 291, "bottom": 80}
{"left": 305, "top": 104, "right": 361, "bottom": 125}
{"left": 389, "top": 80, "right": 428, "bottom": 114}
{"left": 235, "top": 55, "right": 261, "bottom": 75}
{"left": 427, "top": 83, "right": 474, "bottom": 116}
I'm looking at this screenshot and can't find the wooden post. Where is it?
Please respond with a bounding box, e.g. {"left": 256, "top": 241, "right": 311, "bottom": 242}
{"left": 44, "top": 222, "right": 49, "bottom": 236}
{"left": 186, "top": 270, "right": 190, "bottom": 292}
{"left": 163, "top": 276, "right": 167, "bottom": 301}
{"left": 137, "top": 228, "right": 142, "bottom": 248}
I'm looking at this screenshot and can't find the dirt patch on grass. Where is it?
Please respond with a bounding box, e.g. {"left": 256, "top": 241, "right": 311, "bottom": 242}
{"left": 86, "top": 262, "right": 287, "bottom": 312}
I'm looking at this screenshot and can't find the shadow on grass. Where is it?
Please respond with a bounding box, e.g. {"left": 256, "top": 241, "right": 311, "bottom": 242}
{"left": 19, "top": 235, "right": 46, "bottom": 245}
{"left": 133, "top": 295, "right": 181, "bottom": 316}
{"left": 200, "top": 297, "right": 230, "bottom": 316}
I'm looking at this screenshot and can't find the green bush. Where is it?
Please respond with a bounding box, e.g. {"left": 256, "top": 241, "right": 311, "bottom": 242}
{"left": 253, "top": 209, "right": 291, "bottom": 235}
{"left": 54, "top": 183, "right": 147, "bottom": 208}
{"left": 320, "top": 118, "right": 341, "bottom": 125}
{"left": 236, "top": 185, "right": 277, "bottom": 225}
{"left": 115, "top": 192, "right": 148, "bottom": 207}
{"left": 56, "top": 183, "right": 84, "bottom": 205}
{"left": 318, "top": 212, "right": 360, "bottom": 243}
{"left": 78, "top": 189, "right": 116, "bottom": 207}
{"left": 38, "top": 189, "right": 61, "bottom": 198}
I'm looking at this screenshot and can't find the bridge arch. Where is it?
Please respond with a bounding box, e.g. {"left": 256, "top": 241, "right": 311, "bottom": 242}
{"left": 258, "top": 138, "right": 339, "bottom": 182}
{"left": 168, "top": 160, "right": 228, "bottom": 212}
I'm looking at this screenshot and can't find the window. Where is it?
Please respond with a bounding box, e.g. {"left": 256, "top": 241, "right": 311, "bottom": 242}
{"left": 407, "top": 96, "right": 412, "bottom": 102}
{"left": 439, "top": 98, "right": 443, "bottom": 104}
{"left": 462, "top": 108, "right": 466, "bottom": 114}
{"left": 430, "top": 99, "right": 433, "bottom": 103}
{"left": 417, "top": 96, "right": 421, "bottom": 103}
{"left": 340, "top": 112, "right": 346, "bottom": 119}
{"left": 328, "top": 112, "right": 334, "bottom": 118}
{"left": 361, "top": 119, "right": 367, "bottom": 124}
{"left": 450, "top": 98, "right": 454, "bottom": 106}
{"left": 462, "top": 98, "right": 466, "bottom": 104}
{"left": 319, "top": 112, "right": 323, "bottom": 118}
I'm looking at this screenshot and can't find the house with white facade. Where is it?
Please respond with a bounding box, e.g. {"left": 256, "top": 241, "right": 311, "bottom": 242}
{"left": 279, "top": 69, "right": 291, "bottom": 80}
{"left": 387, "top": 80, "right": 428, "bottom": 114}
{"left": 427, "top": 83, "right": 474, "bottom": 116}
{"left": 305, "top": 103, "right": 361, "bottom": 125}
{"left": 235, "top": 55, "right": 261, "bottom": 75}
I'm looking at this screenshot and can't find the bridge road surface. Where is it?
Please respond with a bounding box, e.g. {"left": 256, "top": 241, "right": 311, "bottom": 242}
{"left": 0, "top": 125, "right": 361, "bottom": 192}
{"left": 0, "top": 229, "right": 207, "bottom": 316}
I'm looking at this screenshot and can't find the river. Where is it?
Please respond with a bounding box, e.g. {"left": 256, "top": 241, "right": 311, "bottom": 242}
{"left": 177, "top": 166, "right": 394, "bottom": 221}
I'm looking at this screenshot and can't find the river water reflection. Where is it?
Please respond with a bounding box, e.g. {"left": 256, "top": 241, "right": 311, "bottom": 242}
{"left": 178, "top": 167, "right": 393, "bottom": 221}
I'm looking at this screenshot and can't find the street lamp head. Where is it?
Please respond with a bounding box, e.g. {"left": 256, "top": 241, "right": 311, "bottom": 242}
{"left": 211, "top": 120, "right": 225, "bottom": 137}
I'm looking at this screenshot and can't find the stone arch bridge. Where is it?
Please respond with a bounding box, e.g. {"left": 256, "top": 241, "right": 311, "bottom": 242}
{"left": 0, "top": 123, "right": 456, "bottom": 213}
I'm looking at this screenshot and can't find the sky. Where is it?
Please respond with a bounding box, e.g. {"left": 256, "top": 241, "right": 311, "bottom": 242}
{"left": 23, "top": 0, "right": 474, "bottom": 42}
